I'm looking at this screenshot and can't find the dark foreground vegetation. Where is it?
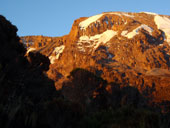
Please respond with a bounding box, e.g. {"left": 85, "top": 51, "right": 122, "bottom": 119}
{"left": 0, "top": 15, "right": 170, "bottom": 128}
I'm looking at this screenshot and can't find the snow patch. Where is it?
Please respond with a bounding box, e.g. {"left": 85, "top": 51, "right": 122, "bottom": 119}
{"left": 121, "top": 30, "right": 128, "bottom": 36}
{"left": 79, "top": 12, "right": 134, "bottom": 30}
{"left": 78, "top": 30, "right": 117, "bottom": 52}
{"left": 159, "top": 44, "right": 164, "bottom": 46}
{"left": 121, "top": 12, "right": 134, "bottom": 18}
{"left": 79, "top": 36, "right": 89, "bottom": 41}
{"left": 49, "top": 45, "right": 65, "bottom": 64}
{"left": 121, "top": 24, "right": 153, "bottom": 38}
{"left": 140, "top": 12, "right": 157, "bottom": 15}
{"left": 108, "top": 12, "right": 134, "bottom": 18}
{"left": 79, "top": 14, "right": 103, "bottom": 30}
{"left": 95, "top": 30, "right": 117, "bottom": 49}
{"left": 27, "top": 47, "right": 36, "bottom": 53}
{"left": 154, "top": 15, "right": 170, "bottom": 44}
{"left": 108, "top": 12, "right": 122, "bottom": 17}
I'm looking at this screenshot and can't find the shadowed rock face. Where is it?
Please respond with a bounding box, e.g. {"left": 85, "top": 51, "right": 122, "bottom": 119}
{"left": 0, "top": 15, "right": 60, "bottom": 128}
{"left": 21, "top": 12, "right": 170, "bottom": 103}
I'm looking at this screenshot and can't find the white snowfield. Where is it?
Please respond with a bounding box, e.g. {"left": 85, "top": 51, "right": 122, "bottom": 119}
{"left": 78, "top": 30, "right": 117, "bottom": 51}
{"left": 49, "top": 45, "right": 65, "bottom": 64}
{"left": 121, "top": 24, "right": 153, "bottom": 38}
{"left": 79, "top": 12, "right": 134, "bottom": 30}
{"left": 154, "top": 15, "right": 170, "bottom": 43}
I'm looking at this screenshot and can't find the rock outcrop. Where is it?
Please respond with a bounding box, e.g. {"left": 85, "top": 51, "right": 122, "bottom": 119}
{"left": 0, "top": 15, "right": 60, "bottom": 128}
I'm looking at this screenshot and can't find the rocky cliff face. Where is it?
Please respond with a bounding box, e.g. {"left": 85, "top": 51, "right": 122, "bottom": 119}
{"left": 22, "top": 12, "right": 170, "bottom": 103}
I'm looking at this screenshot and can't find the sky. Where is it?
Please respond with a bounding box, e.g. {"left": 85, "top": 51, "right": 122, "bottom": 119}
{"left": 0, "top": 0, "right": 170, "bottom": 37}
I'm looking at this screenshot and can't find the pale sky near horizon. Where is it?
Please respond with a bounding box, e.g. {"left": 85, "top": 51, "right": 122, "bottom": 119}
{"left": 0, "top": 0, "right": 170, "bottom": 37}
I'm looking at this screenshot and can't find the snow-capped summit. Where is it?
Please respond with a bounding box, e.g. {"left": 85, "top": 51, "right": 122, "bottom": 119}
{"left": 21, "top": 12, "right": 170, "bottom": 102}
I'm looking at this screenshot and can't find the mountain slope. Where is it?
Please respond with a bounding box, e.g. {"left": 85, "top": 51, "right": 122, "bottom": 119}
{"left": 22, "top": 12, "right": 170, "bottom": 102}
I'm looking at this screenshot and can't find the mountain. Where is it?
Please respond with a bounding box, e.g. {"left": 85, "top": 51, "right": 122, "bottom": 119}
{"left": 21, "top": 12, "right": 170, "bottom": 103}
{"left": 1, "top": 12, "right": 170, "bottom": 127}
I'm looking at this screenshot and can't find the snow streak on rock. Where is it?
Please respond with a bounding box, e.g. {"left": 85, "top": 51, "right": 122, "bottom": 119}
{"left": 27, "top": 47, "right": 36, "bottom": 53}
{"left": 121, "top": 24, "right": 153, "bottom": 38}
{"left": 49, "top": 45, "right": 65, "bottom": 64}
{"left": 79, "top": 12, "right": 134, "bottom": 30}
{"left": 78, "top": 30, "right": 117, "bottom": 52}
{"left": 140, "top": 12, "right": 157, "bottom": 15}
{"left": 79, "top": 14, "right": 103, "bottom": 30}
